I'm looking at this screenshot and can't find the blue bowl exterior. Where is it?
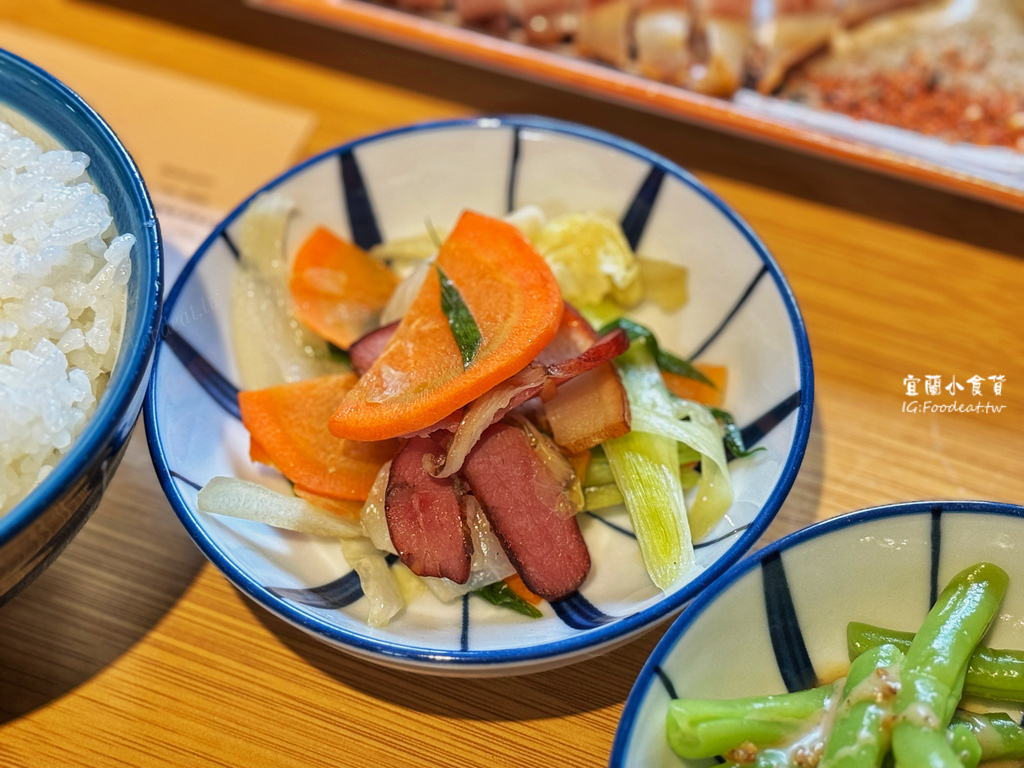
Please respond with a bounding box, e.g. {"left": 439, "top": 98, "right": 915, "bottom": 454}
{"left": 0, "top": 49, "right": 163, "bottom": 602}
{"left": 609, "top": 499, "right": 1024, "bottom": 766}
{"left": 145, "top": 115, "right": 813, "bottom": 673}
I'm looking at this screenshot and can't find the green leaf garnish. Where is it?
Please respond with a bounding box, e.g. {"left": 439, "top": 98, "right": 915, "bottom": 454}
{"left": 598, "top": 317, "right": 715, "bottom": 388}
{"left": 437, "top": 265, "right": 482, "bottom": 369}
{"left": 709, "top": 406, "right": 765, "bottom": 459}
{"left": 326, "top": 341, "right": 352, "bottom": 367}
{"left": 474, "top": 581, "right": 543, "bottom": 618}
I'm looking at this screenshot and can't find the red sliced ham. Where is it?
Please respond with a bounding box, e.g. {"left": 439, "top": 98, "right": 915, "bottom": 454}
{"left": 385, "top": 435, "right": 473, "bottom": 584}
{"left": 460, "top": 423, "right": 591, "bottom": 601}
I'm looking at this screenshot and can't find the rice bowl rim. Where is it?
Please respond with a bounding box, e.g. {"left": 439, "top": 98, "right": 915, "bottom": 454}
{"left": 0, "top": 48, "right": 162, "bottom": 548}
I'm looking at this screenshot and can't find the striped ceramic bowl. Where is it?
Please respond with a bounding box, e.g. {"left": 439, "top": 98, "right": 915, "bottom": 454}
{"left": 611, "top": 500, "right": 1024, "bottom": 765}
{"left": 144, "top": 116, "right": 812, "bottom": 675}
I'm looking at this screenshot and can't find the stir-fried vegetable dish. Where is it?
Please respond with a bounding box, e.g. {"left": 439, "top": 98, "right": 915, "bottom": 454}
{"left": 198, "top": 193, "right": 761, "bottom": 626}
{"left": 666, "top": 562, "right": 1024, "bottom": 767}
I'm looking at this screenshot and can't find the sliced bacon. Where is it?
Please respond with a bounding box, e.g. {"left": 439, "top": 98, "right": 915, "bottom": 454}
{"left": 349, "top": 320, "right": 398, "bottom": 376}
{"left": 435, "top": 326, "right": 628, "bottom": 477}
{"left": 384, "top": 435, "right": 473, "bottom": 584}
{"left": 537, "top": 304, "right": 631, "bottom": 454}
{"left": 460, "top": 423, "right": 591, "bottom": 601}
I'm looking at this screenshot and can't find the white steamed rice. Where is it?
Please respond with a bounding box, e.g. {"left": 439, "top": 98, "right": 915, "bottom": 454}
{"left": 0, "top": 116, "right": 133, "bottom": 516}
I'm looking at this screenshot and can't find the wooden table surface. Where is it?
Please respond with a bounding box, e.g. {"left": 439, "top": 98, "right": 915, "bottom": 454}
{"left": 1, "top": 1, "right": 1023, "bottom": 766}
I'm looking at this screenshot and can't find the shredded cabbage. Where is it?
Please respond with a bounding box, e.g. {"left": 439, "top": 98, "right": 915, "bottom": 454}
{"left": 231, "top": 192, "right": 345, "bottom": 388}
{"left": 339, "top": 537, "right": 404, "bottom": 627}
{"left": 197, "top": 476, "right": 364, "bottom": 539}
{"left": 534, "top": 212, "right": 641, "bottom": 308}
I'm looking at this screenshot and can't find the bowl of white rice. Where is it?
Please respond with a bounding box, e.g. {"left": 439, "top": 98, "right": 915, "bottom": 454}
{"left": 0, "top": 49, "right": 162, "bottom": 603}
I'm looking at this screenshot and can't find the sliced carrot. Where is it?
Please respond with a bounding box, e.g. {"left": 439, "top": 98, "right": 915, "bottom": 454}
{"left": 293, "top": 486, "right": 364, "bottom": 520}
{"left": 504, "top": 573, "right": 543, "bottom": 606}
{"left": 249, "top": 437, "right": 274, "bottom": 467}
{"left": 566, "top": 449, "right": 591, "bottom": 485}
{"left": 290, "top": 226, "right": 399, "bottom": 349}
{"left": 661, "top": 364, "right": 728, "bottom": 407}
{"left": 329, "top": 210, "right": 563, "bottom": 442}
{"left": 240, "top": 372, "right": 400, "bottom": 500}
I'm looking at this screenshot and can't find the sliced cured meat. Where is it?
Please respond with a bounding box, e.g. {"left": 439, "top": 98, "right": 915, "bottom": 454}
{"left": 385, "top": 435, "right": 473, "bottom": 584}
{"left": 535, "top": 304, "right": 630, "bottom": 454}
{"left": 460, "top": 423, "right": 591, "bottom": 601}
{"left": 349, "top": 320, "right": 398, "bottom": 376}
{"left": 436, "top": 326, "right": 628, "bottom": 477}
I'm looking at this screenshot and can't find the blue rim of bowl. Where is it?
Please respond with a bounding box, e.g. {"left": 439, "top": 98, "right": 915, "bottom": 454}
{"left": 144, "top": 114, "right": 814, "bottom": 668}
{"left": 0, "top": 48, "right": 162, "bottom": 548}
{"left": 609, "top": 499, "right": 1024, "bottom": 764}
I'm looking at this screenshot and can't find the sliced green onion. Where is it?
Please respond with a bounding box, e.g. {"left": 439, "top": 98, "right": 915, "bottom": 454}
{"left": 583, "top": 483, "right": 624, "bottom": 511}
{"left": 632, "top": 400, "right": 734, "bottom": 541}
{"left": 603, "top": 341, "right": 695, "bottom": 589}
{"left": 474, "top": 581, "right": 542, "bottom": 618}
{"left": 437, "top": 265, "right": 482, "bottom": 369}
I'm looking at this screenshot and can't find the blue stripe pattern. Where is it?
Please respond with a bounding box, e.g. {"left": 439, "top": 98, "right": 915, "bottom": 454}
{"left": 694, "top": 524, "right": 751, "bottom": 550}
{"left": 163, "top": 325, "right": 241, "bottom": 420}
{"left": 507, "top": 127, "right": 521, "bottom": 214}
{"left": 584, "top": 511, "right": 636, "bottom": 539}
{"left": 550, "top": 592, "right": 615, "bottom": 630}
{"left": 221, "top": 231, "right": 240, "bottom": 259}
{"left": 929, "top": 505, "right": 943, "bottom": 608}
{"left": 620, "top": 166, "right": 665, "bottom": 251}
{"left": 269, "top": 553, "right": 400, "bottom": 609}
{"left": 170, "top": 471, "right": 202, "bottom": 492}
{"left": 340, "top": 150, "right": 382, "bottom": 250}
{"left": 461, "top": 594, "right": 471, "bottom": 652}
{"left": 762, "top": 550, "right": 817, "bottom": 692}
{"left": 739, "top": 391, "right": 802, "bottom": 452}
{"left": 689, "top": 265, "right": 769, "bottom": 360}
{"left": 654, "top": 666, "right": 678, "bottom": 700}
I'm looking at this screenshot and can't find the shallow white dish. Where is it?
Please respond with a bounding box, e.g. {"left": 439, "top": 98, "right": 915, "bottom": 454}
{"left": 611, "top": 500, "right": 1024, "bottom": 766}
{"left": 144, "top": 116, "right": 812, "bottom": 676}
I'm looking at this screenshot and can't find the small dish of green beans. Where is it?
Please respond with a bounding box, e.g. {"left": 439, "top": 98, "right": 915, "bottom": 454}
{"left": 610, "top": 500, "right": 1024, "bottom": 767}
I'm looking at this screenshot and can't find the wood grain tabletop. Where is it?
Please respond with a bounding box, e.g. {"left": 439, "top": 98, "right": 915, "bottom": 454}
{"left": 1, "top": 1, "right": 1022, "bottom": 766}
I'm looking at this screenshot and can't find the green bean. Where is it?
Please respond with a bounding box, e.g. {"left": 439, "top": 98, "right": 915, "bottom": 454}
{"left": 945, "top": 722, "right": 981, "bottom": 768}
{"left": 951, "top": 711, "right": 1024, "bottom": 761}
{"left": 890, "top": 562, "right": 1009, "bottom": 768}
{"left": 665, "top": 685, "right": 835, "bottom": 759}
{"left": 849, "top": 621, "right": 1024, "bottom": 703}
{"left": 820, "top": 644, "right": 903, "bottom": 768}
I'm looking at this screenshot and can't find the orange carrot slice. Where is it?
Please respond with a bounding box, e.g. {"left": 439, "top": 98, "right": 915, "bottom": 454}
{"left": 661, "top": 364, "right": 728, "bottom": 407}
{"left": 290, "top": 227, "right": 399, "bottom": 349}
{"left": 329, "top": 210, "right": 563, "bottom": 442}
{"left": 240, "top": 372, "right": 400, "bottom": 500}
{"left": 504, "top": 573, "right": 543, "bottom": 606}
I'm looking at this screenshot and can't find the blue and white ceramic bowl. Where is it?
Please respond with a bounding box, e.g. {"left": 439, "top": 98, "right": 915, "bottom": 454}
{"left": 0, "top": 50, "right": 162, "bottom": 603}
{"left": 611, "top": 500, "right": 1024, "bottom": 766}
{"left": 144, "top": 116, "right": 812, "bottom": 675}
